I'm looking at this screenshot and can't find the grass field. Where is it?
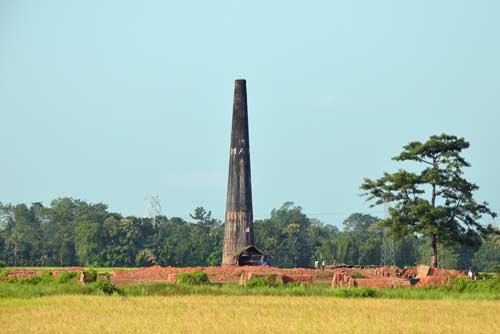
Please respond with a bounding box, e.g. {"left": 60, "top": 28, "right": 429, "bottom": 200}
{"left": 2, "top": 280, "right": 500, "bottom": 300}
{"left": 1, "top": 295, "right": 499, "bottom": 334}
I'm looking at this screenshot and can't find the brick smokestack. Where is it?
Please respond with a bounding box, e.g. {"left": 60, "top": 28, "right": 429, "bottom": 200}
{"left": 221, "top": 79, "right": 254, "bottom": 265}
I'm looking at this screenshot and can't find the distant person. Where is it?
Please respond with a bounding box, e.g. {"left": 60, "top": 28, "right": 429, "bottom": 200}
{"left": 468, "top": 269, "right": 473, "bottom": 279}
{"left": 321, "top": 260, "right": 326, "bottom": 271}
{"left": 333, "top": 258, "right": 337, "bottom": 268}
{"left": 314, "top": 260, "right": 319, "bottom": 269}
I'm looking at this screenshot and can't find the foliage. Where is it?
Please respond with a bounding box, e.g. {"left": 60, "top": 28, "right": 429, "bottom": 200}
{"left": 472, "top": 229, "right": 500, "bottom": 272}
{"left": 0, "top": 269, "right": 9, "bottom": 281}
{"left": 135, "top": 249, "right": 157, "bottom": 267}
{"left": 17, "top": 276, "right": 42, "bottom": 285}
{"left": 41, "top": 271, "right": 54, "bottom": 282}
{"left": 245, "top": 274, "right": 280, "bottom": 288}
{"left": 96, "top": 279, "right": 123, "bottom": 295}
{"left": 361, "top": 134, "right": 497, "bottom": 267}
{"left": 0, "top": 260, "right": 5, "bottom": 268}
{"left": 177, "top": 270, "right": 210, "bottom": 285}
{"left": 0, "top": 197, "right": 498, "bottom": 271}
{"left": 56, "top": 271, "right": 79, "bottom": 284}
{"left": 85, "top": 269, "right": 98, "bottom": 283}
{"left": 1, "top": 277, "right": 500, "bottom": 300}
{"left": 254, "top": 202, "right": 314, "bottom": 268}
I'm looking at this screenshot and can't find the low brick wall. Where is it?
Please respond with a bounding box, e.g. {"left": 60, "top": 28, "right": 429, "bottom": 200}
{"left": 283, "top": 275, "right": 314, "bottom": 284}
{"left": 355, "top": 278, "right": 392, "bottom": 288}
{"left": 1, "top": 265, "right": 463, "bottom": 288}
{"left": 111, "top": 266, "right": 174, "bottom": 285}
{"left": 5, "top": 269, "right": 43, "bottom": 279}
{"left": 415, "top": 276, "right": 451, "bottom": 287}
{"left": 5, "top": 267, "right": 84, "bottom": 280}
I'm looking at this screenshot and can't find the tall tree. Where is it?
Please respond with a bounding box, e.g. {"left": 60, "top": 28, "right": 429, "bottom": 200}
{"left": 45, "top": 198, "right": 79, "bottom": 266}
{"left": 74, "top": 202, "right": 109, "bottom": 266}
{"left": 361, "top": 134, "right": 497, "bottom": 268}
{"left": 255, "top": 203, "right": 312, "bottom": 267}
{"left": 472, "top": 227, "right": 500, "bottom": 272}
{"left": 189, "top": 207, "right": 220, "bottom": 266}
{"left": 0, "top": 203, "right": 43, "bottom": 266}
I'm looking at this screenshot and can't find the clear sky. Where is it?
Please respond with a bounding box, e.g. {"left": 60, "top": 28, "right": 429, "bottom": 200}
{"left": 1, "top": 1, "right": 499, "bottom": 227}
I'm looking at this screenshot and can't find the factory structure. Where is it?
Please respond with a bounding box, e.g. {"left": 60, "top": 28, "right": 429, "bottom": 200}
{"left": 221, "top": 80, "right": 266, "bottom": 266}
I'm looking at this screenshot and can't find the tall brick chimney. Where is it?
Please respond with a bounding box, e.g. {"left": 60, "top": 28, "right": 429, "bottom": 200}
{"left": 221, "top": 79, "right": 254, "bottom": 265}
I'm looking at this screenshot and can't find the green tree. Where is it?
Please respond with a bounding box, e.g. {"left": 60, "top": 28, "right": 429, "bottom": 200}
{"left": 153, "top": 217, "right": 192, "bottom": 267}
{"left": 0, "top": 203, "right": 43, "bottom": 266}
{"left": 189, "top": 207, "right": 220, "bottom": 266}
{"left": 190, "top": 207, "right": 218, "bottom": 227}
{"left": 472, "top": 228, "right": 500, "bottom": 272}
{"left": 100, "top": 216, "right": 148, "bottom": 267}
{"left": 394, "top": 236, "right": 422, "bottom": 268}
{"left": 361, "top": 134, "right": 497, "bottom": 268}
{"left": 342, "top": 213, "right": 379, "bottom": 234}
{"left": 255, "top": 203, "right": 312, "bottom": 267}
{"left": 74, "top": 202, "right": 109, "bottom": 266}
{"left": 45, "top": 198, "right": 80, "bottom": 266}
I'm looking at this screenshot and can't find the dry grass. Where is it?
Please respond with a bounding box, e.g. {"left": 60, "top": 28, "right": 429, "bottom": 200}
{"left": 1, "top": 295, "right": 499, "bottom": 334}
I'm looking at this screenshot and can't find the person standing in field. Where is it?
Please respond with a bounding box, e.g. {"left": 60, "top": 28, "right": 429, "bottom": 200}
{"left": 314, "top": 260, "right": 319, "bottom": 269}
{"left": 321, "top": 260, "right": 325, "bottom": 271}
{"left": 333, "top": 258, "right": 337, "bottom": 268}
{"left": 468, "top": 269, "right": 473, "bottom": 279}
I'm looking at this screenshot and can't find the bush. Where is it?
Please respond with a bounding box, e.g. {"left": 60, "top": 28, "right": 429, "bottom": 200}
{"left": 449, "top": 276, "right": 500, "bottom": 294}
{"left": 85, "top": 269, "right": 98, "bottom": 283}
{"left": 245, "top": 277, "right": 269, "bottom": 288}
{"left": 41, "top": 271, "right": 54, "bottom": 282}
{"left": 286, "top": 282, "right": 308, "bottom": 288}
{"left": 177, "top": 271, "right": 210, "bottom": 285}
{"left": 2, "top": 271, "right": 53, "bottom": 285}
{"left": 20, "top": 276, "right": 43, "bottom": 285}
{"left": 96, "top": 279, "right": 123, "bottom": 295}
{"left": 351, "top": 272, "right": 367, "bottom": 279}
{"left": 57, "top": 271, "right": 79, "bottom": 284}
{"left": 0, "top": 260, "right": 5, "bottom": 268}
{"left": 245, "top": 274, "right": 281, "bottom": 288}
{"left": 0, "top": 269, "right": 9, "bottom": 281}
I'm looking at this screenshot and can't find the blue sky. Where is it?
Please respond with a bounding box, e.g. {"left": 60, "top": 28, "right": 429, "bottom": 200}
{"left": 1, "top": 1, "right": 499, "bottom": 227}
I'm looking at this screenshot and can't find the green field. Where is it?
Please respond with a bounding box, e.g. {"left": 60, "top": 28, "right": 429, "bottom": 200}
{"left": 1, "top": 295, "right": 499, "bottom": 334}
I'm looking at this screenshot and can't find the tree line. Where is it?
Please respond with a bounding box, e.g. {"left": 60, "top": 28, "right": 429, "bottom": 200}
{"left": 1, "top": 199, "right": 498, "bottom": 271}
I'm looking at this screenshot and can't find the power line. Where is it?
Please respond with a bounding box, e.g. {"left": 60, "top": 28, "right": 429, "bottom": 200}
{"left": 380, "top": 202, "right": 396, "bottom": 266}
{"left": 306, "top": 211, "right": 385, "bottom": 216}
{"left": 144, "top": 195, "right": 163, "bottom": 226}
